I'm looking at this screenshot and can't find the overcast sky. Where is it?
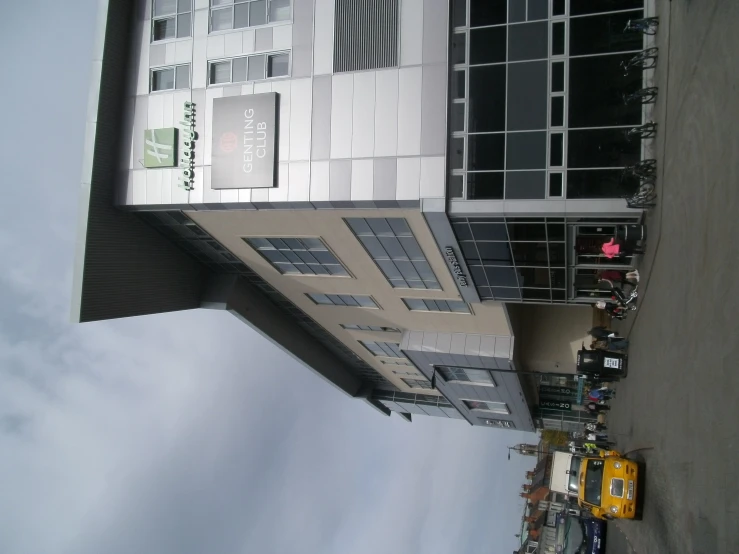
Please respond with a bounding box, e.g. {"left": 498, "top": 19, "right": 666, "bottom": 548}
{"left": 0, "top": 2, "right": 537, "bottom": 553}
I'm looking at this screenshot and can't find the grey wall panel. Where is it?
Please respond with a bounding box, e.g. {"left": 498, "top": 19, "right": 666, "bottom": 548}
{"left": 400, "top": 0, "right": 423, "bottom": 66}
{"left": 289, "top": 78, "right": 313, "bottom": 161}
{"left": 505, "top": 171, "right": 546, "bottom": 199}
{"left": 329, "top": 160, "right": 352, "bottom": 200}
{"left": 506, "top": 132, "right": 547, "bottom": 170}
{"left": 292, "top": 0, "right": 315, "bottom": 77}
{"left": 422, "top": 0, "right": 447, "bottom": 64}
{"left": 149, "top": 44, "right": 166, "bottom": 66}
{"left": 527, "top": 0, "right": 549, "bottom": 20}
{"left": 311, "top": 76, "right": 333, "bottom": 160}
{"left": 509, "top": 0, "right": 526, "bottom": 22}
{"left": 373, "top": 158, "right": 397, "bottom": 200}
{"left": 420, "top": 64, "right": 447, "bottom": 156}
{"left": 508, "top": 21, "right": 548, "bottom": 62}
{"left": 374, "top": 70, "right": 399, "bottom": 157}
{"left": 313, "top": 0, "right": 335, "bottom": 74}
{"left": 131, "top": 95, "right": 148, "bottom": 171}
{"left": 397, "top": 67, "right": 422, "bottom": 156}
{"left": 330, "top": 74, "right": 354, "bottom": 159}
{"left": 255, "top": 27, "right": 273, "bottom": 51}
{"left": 191, "top": 88, "right": 207, "bottom": 167}
{"left": 292, "top": 48, "right": 313, "bottom": 79}
{"left": 351, "top": 72, "right": 376, "bottom": 158}
{"left": 507, "top": 61, "right": 547, "bottom": 131}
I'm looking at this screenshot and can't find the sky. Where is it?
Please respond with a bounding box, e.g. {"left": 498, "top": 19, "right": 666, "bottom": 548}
{"left": 0, "top": 2, "right": 537, "bottom": 553}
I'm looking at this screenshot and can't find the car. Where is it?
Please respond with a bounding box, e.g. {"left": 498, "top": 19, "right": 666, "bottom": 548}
{"left": 580, "top": 516, "right": 606, "bottom": 554}
{"left": 555, "top": 512, "right": 606, "bottom": 554}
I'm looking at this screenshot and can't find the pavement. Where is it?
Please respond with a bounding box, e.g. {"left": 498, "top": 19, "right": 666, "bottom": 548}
{"left": 604, "top": 0, "right": 739, "bottom": 553}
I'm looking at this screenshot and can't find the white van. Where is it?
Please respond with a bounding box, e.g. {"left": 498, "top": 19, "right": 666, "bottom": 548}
{"left": 551, "top": 451, "right": 581, "bottom": 497}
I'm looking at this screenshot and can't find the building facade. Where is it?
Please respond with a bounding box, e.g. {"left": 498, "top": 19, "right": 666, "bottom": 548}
{"left": 73, "top": 0, "right": 648, "bottom": 433}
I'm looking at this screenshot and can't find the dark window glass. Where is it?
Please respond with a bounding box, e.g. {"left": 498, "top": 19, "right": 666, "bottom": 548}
{"left": 451, "top": 103, "right": 465, "bottom": 132}
{"left": 570, "top": 0, "right": 642, "bottom": 16}
{"left": 476, "top": 242, "right": 514, "bottom": 265}
{"left": 491, "top": 287, "right": 521, "bottom": 300}
{"left": 549, "top": 243, "right": 566, "bottom": 265}
{"left": 518, "top": 267, "right": 550, "bottom": 288}
{"left": 469, "top": 65, "right": 506, "bottom": 132}
{"left": 507, "top": 223, "right": 546, "bottom": 241}
{"left": 470, "top": 27, "right": 507, "bottom": 65}
{"left": 470, "top": 222, "right": 508, "bottom": 241}
{"left": 507, "top": 132, "right": 547, "bottom": 170}
{"left": 452, "top": 221, "right": 473, "bottom": 241}
{"left": 523, "top": 288, "right": 551, "bottom": 301}
{"left": 461, "top": 241, "right": 482, "bottom": 260}
{"left": 511, "top": 242, "right": 549, "bottom": 266}
{"left": 551, "top": 61, "right": 565, "bottom": 92}
{"left": 467, "top": 172, "right": 504, "bottom": 199}
{"left": 551, "top": 268, "right": 566, "bottom": 288}
{"left": 550, "top": 133, "right": 564, "bottom": 167}
{"left": 174, "top": 65, "right": 190, "bottom": 89}
{"left": 485, "top": 266, "right": 519, "bottom": 287}
{"left": 249, "top": 0, "right": 267, "bottom": 26}
{"left": 248, "top": 54, "right": 266, "bottom": 80}
{"left": 567, "top": 169, "right": 640, "bottom": 198}
{"left": 234, "top": 3, "right": 250, "bottom": 28}
{"left": 552, "top": 22, "right": 565, "bottom": 55}
{"left": 452, "top": 70, "right": 465, "bottom": 99}
{"left": 268, "top": 54, "right": 290, "bottom": 77}
{"left": 509, "top": 0, "right": 526, "bottom": 22}
{"left": 232, "top": 57, "right": 248, "bottom": 82}
{"left": 551, "top": 96, "right": 564, "bottom": 127}
{"left": 470, "top": 0, "right": 506, "bottom": 27}
{"left": 568, "top": 54, "right": 643, "bottom": 128}
{"left": 469, "top": 265, "right": 489, "bottom": 286}
{"left": 549, "top": 173, "right": 563, "bottom": 197}
{"left": 508, "top": 21, "right": 548, "bottom": 62}
{"left": 570, "top": 11, "right": 643, "bottom": 56}
{"left": 528, "top": 0, "right": 548, "bottom": 20}
{"left": 468, "top": 135, "right": 505, "bottom": 170}
{"left": 547, "top": 222, "right": 565, "bottom": 241}
{"left": 452, "top": 0, "right": 466, "bottom": 27}
{"left": 552, "top": 0, "right": 565, "bottom": 16}
{"left": 452, "top": 33, "right": 466, "bottom": 64}
{"left": 153, "top": 18, "right": 176, "bottom": 40}
{"left": 449, "top": 175, "right": 464, "bottom": 198}
{"left": 450, "top": 137, "right": 464, "bottom": 170}
{"left": 552, "top": 289, "right": 566, "bottom": 301}
{"left": 567, "top": 129, "right": 640, "bottom": 168}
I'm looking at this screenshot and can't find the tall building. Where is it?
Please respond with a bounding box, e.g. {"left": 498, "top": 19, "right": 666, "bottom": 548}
{"left": 73, "top": 0, "right": 647, "bottom": 433}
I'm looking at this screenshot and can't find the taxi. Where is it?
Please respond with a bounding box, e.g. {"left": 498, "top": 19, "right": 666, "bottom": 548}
{"left": 577, "top": 451, "right": 639, "bottom": 520}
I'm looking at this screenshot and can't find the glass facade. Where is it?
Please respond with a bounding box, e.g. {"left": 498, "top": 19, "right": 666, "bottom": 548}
{"left": 372, "top": 390, "right": 465, "bottom": 419}
{"left": 449, "top": 0, "right": 645, "bottom": 200}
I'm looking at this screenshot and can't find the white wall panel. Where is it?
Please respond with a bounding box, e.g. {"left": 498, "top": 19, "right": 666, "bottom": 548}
{"left": 420, "top": 156, "right": 445, "bottom": 198}
{"left": 269, "top": 163, "right": 290, "bottom": 202}
{"left": 241, "top": 82, "right": 255, "bottom": 95}
{"left": 290, "top": 78, "right": 312, "bottom": 161}
{"left": 207, "top": 34, "right": 226, "bottom": 59}
{"left": 220, "top": 187, "right": 239, "bottom": 204}
{"left": 313, "top": 0, "right": 335, "bottom": 75}
{"left": 192, "top": 11, "right": 208, "bottom": 88}
{"left": 400, "top": 0, "right": 423, "bottom": 66}
{"left": 309, "top": 161, "right": 330, "bottom": 201}
{"left": 224, "top": 32, "right": 243, "bottom": 56}
{"left": 396, "top": 157, "right": 421, "bottom": 200}
{"left": 146, "top": 169, "right": 162, "bottom": 204}
{"left": 242, "top": 29, "right": 256, "bottom": 53}
{"left": 188, "top": 166, "right": 205, "bottom": 204}
{"left": 251, "top": 188, "right": 269, "bottom": 203}
{"left": 272, "top": 80, "right": 291, "bottom": 161}
{"left": 238, "top": 188, "right": 253, "bottom": 203}
{"left": 202, "top": 166, "right": 221, "bottom": 204}
{"left": 203, "top": 87, "right": 224, "bottom": 166}
{"left": 374, "top": 69, "right": 399, "bottom": 157}
{"left": 175, "top": 39, "right": 193, "bottom": 63}
{"left": 254, "top": 81, "right": 272, "bottom": 93}
{"left": 161, "top": 92, "right": 174, "bottom": 127}
{"left": 147, "top": 94, "right": 165, "bottom": 128}
{"left": 330, "top": 74, "right": 354, "bottom": 159}
{"left": 273, "top": 24, "right": 293, "bottom": 50}
{"left": 165, "top": 42, "right": 176, "bottom": 64}
{"left": 351, "top": 159, "right": 374, "bottom": 200}
{"left": 136, "top": 22, "right": 149, "bottom": 95}
{"left": 351, "top": 72, "right": 376, "bottom": 158}
{"left": 194, "top": 8, "right": 208, "bottom": 36}
{"left": 397, "top": 67, "right": 423, "bottom": 156}
{"left": 171, "top": 175, "right": 190, "bottom": 204}
{"left": 160, "top": 168, "right": 173, "bottom": 204}
{"left": 288, "top": 161, "right": 311, "bottom": 201}
{"left": 194, "top": 0, "right": 208, "bottom": 9}
{"left": 132, "top": 170, "right": 147, "bottom": 204}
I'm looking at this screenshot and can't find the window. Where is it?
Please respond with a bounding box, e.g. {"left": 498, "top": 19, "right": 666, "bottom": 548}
{"left": 360, "top": 341, "right": 403, "bottom": 358}
{"left": 345, "top": 218, "right": 441, "bottom": 290}
{"left": 210, "top": 0, "right": 290, "bottom": 32}
{"left": 245, "top": 237, "right": 348, "bottom": 276}
{"left": 402, "top": 298, "right": 469, "bottom": 313}
{"left": 340, "top": 324, "right": 399, "bottom": 332}
{"left": 150, "top": 64, "right": 190, "bottom": 91}
{"left": 437, "top": 366, "right": 495, "bottom": 387}
{"left": 463, "top": 400, "right": 510, "bottom": 414}
{"left": 402, "top": 378, "right": 433, "bottom": 390}
{"left": 152, "top": 0, "right": 191, "bottom": 41}
{"left": 307, "top": 294, "right": 378, "bottom": 308}
{"left": 208, "top": 52, "right": 290, "bottom": 84}
{"left": 393, "top": 370, "right": 419, "bottom": 376}
{"left": 382, "top": 359, "right": 414, "bottom": 366}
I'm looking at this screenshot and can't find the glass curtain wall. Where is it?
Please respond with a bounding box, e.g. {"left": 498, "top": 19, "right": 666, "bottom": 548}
{"left": 448, "top": 0, "right": 646, "bottom": 201}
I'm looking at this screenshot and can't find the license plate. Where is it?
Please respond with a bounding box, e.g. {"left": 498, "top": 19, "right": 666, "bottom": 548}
{"left": 604, "top": 357, "right": 621, "bottom": 369}
{"left": 627, "top": 480, "right": 634, "bottom": 500}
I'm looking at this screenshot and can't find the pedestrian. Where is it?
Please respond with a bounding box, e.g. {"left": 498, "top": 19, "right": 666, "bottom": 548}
{"left": 595, "top": 300, "right": 628, "bottom": 319}
{"left": 588, "top": 387, "right": 615, "bottom": 402}
{"left": 601, "top": 237, "right": 645, "bottom": 259}
{"left": 586, "top": 401, "right": 610, "bottom": 413}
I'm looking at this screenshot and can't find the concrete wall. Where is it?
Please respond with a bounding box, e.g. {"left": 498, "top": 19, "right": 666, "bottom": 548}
{"left": 119, "top": 0, "right": 450, "bottom": 209}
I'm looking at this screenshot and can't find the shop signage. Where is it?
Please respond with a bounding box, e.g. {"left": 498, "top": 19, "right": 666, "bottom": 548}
{"left": 539, "top": 385, "right": 574, "bottom": 396}
{"left": 538, "top": 399, "right": 572, "bottom": 411}
{"left": 483, "top": 419, "right": 515, "bottom": 428}
{"left": 444, "top": 247, "right": 468, "bottom": 287}
{"left": 143, "top": 128, "right": 178, "bottom": 168}
{"left": 211, "top": 93, "right": 277, "bottom": 189}
{"left": 178, "top": 101, "right": 197, "bottom": 191}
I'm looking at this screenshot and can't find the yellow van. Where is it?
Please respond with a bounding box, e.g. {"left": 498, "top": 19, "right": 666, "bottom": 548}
{"left": 577, "top": 451, "right": 640, "bottom": 520}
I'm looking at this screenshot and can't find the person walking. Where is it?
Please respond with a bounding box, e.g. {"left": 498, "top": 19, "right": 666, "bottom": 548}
{"left": 588, "top": 326, "right": 630, "bottom": 350}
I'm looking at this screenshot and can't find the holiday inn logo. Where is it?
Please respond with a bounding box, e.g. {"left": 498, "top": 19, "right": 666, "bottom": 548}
{"left": 143, "top": 128, "right": 178, "bottom": 168}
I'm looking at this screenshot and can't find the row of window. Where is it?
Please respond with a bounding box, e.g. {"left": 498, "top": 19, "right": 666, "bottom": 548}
{"left": 306, "top": 293, "right": 468, "bottom": 314}
{"left": 150, "top": 52, "right": 289, "bottom": 91}
{"left": 151, "top": 0, "right": 290, "bottom": 42}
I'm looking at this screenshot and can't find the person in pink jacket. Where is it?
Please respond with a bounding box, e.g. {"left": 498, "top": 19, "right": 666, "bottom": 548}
{"left": 601, "top": 238, "right": 644, "bottom": 258}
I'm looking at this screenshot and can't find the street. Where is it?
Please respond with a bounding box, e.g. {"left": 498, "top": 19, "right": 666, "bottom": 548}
{"left": 605, "top": 0, "right": 739, "bottom": 552}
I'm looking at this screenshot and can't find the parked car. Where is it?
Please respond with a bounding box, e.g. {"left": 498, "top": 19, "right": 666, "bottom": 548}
{"left": 581, "top": 516, "right": 606, "bottom": 554}
{"left": 555, "top": 512, "right": 606, "bottom": 554}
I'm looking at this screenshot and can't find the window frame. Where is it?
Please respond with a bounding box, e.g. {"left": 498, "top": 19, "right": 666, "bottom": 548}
{"left": 340, "top": 324, "right": 400, "bottom": 333}
{"left": 208, "top": 0, "right": 292, "bottom": 33}
{"left": 436, "top": 365, "right": 496, "bottom": 387}
{"left": 306, "top": 293, "right": 380, "bottom": 309}
{"left": 359, "top": 340, "right": 404, "bottom": 358}
{"left": 244, "top": 236, "right": 350, "bottom": 277}
{"left": 462, "top": 399, "right": 510, "bottom": 415}
{"left": 151, "top": 0, "right": 193, "bottom": 42}
{"left": 402, "top": 377, "right": 433, "bottom": 390}
{"left": 207, "top": 52, "right": 291, "bottom": 86}
{"left": 150, "top": 64, "right": 191, "bottom": 92}
{"left": 401, "top": 298, "right": 470, "bottom": 314}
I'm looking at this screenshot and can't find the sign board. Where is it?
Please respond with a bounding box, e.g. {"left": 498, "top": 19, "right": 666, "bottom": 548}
{"left": 483, "top": 419, "right": 515, "bottom": 428}
{"left": 539, "top": 385, "right": 574, "bottom": 396}
{"left": 211, "top": 93, "right": 278, "bottom": 189}
{"left": 143, "top": 128, "right": 178, "bottom": 168}
{"left": 444, "top": 247, "right": 469, "bottom": 287}
{"left": 538, "top": 399, "right": 573, "bottom": 411}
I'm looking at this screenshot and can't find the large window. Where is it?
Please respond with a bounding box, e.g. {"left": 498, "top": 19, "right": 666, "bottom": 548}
{"left": 150, "top": 64, "right": 190, "bottom": 91}
{"left": 152, "top": 0, "right": 192, "bottom": 41}
{"left": 210, "top": 0, "right": 290, "bottom": 32}
{"left": 402, "top": 378, "right": 433, "bottom": 390}
{"left": 346, "top": 218, "right": 440, "bottom": 290}
{"left": 341, "top": 324, "right": 399, "bottom": 332}
{"left": 402, "top": 298, "right": 469, "bottom": 313}
{"left": 360, "top": 341, "right": 403, "bottom": 358}
{"left": 463, "top": 399, "right": 509, "bottom": 414}
{"left": 437, "top": 366, "right": 495, "bottom": 387}
{"left": 307, "top": 294, "right": 378, "bottom": 308}
{"left": 209, "top": 52, "right": 289, "bottom": 84}
{"left": 244, "top": 237, "right": 348, "bottom": 276}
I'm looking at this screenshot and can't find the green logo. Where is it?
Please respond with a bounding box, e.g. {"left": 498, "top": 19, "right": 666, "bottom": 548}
{"left": 143, "top": 128, "right": 178, "bottom": 168}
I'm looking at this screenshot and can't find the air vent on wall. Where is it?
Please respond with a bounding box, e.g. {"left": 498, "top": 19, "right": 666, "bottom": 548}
{"left": 333, "top": 0, "right": 399, "bottom": 72}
